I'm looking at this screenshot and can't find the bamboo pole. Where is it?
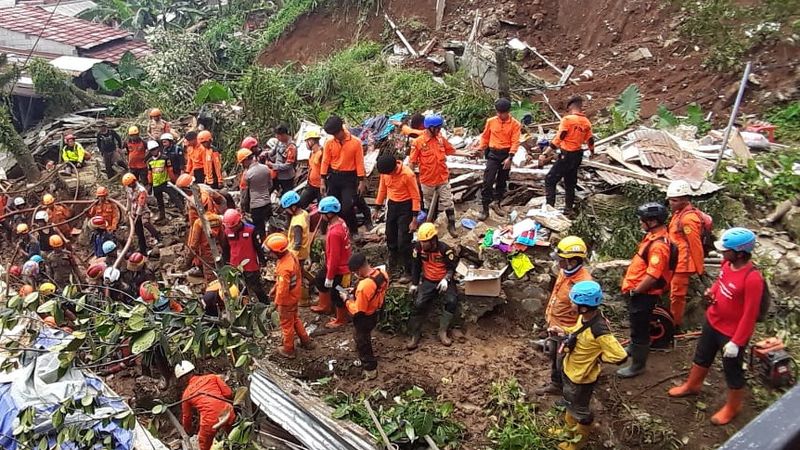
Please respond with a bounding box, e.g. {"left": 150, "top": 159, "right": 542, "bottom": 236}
{"left": 712, "top": 62, "right": 752, "bottom": 178}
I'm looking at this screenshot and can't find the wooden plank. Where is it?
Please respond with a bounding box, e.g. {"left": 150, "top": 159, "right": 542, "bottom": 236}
{"left": 582, "top": 160, "right": 670, "bottom": 186}
{"left": 557, "top": 64, "right": 575, "bottom": 87}
{"left": 435, "top": 0, "right": 446, "bottom": 31}
{"left": 385, "top": 14, "right": 418, "bottom": 57}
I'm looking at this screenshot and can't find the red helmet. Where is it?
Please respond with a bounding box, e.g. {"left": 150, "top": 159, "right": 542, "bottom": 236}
{"left": 241, "top": 136, "right": 258, "bottom": 150}
{"left": 139, "top": 281, "right": 160, "bottom": 303}
{"left": 9, "top": 265, "right": 21, "bottom": 277}
{"left": 222, "top": 208, "right": 242, "bottom": 228}
{"left": 19, "top": 285, "right": 34, "bottom": 296}
{"left": 128, "top": 252, "right": 145, "bottom": 264}
{"left": 65, "top": 134, "right": 75, "bottom": 141}
{"left": 86, "top": 263, "right": 106, "bottom": 279}
{"left": 90, "top": 215, "right": 108, "bottom": 229}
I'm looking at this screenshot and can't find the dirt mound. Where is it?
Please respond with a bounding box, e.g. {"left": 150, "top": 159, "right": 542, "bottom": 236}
{"left": 257, "top": 0, "right": 799, "bottom": 119}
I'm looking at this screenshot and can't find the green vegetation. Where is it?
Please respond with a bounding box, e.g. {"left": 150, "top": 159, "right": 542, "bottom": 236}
{"left": 594, "top": 84, "right": 641, "bottom": 137}
{"left": 325, "top": 386, "right": 465, "bottom": 449}
{"left": 238, "top": 41, "right": 494, "bottom": 132}
{"left": 377, "top": 288, "right": 413, "bottom": 334}
{"left": 487, "top": 378, "right": 562, "bottom": 450}
{"left": 766, "top": 101, "right": 800, "bottom": 144}
{"left": 79, "top": 0, "right": 210, "bottom": 32}
{"left": 673, "top": 0, "right": 800, "bottom": 71}
{"left": 256, "top": 0, "right": 320, "bottom": 48}
{"left": 655, "top": 102, "right": 712, "bottom": 135}
{"left": 716, "top": 148, "right": 800, "bottom": 208}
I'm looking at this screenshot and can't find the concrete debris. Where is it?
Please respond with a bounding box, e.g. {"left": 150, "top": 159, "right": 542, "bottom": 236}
{"left": 627, "top": 47, "right": 653, "bottom": 62}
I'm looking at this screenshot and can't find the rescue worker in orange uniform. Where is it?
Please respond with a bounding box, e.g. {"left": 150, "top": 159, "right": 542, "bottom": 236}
{"left": 320, "top": 115, "right": 366, "bottom": 234}
{"left": 123, "top": 173, "right": 161, "bottom": 255}
{"left": 176, "top": 361, "right": 235, "bottom": 450}
{"left": 44, "top": 234, "right": 83, "bottom": 287}
{"left": 198, "top": 131, "right": 223, "bottom": 189}
{"left": 473, "top": 98, "right": 522, "bottom": 220}
{"left": 147, "top": 108, "right": 171, "bottom": 141}
{"left": 311, "top": 196, "right": 352, "bottom": 328}
{"left": 535, "top": 236, "right": 593, "bottom": 396}
{"left": 374, "top": 153, "right": 420, "bottom": 281}
{"left": 410, "top": 114, "right": 469, "bottom": 237}
{"left": 298, "top": 129, "right": 324, "bottom": 208}
{"left": 391, "top": 112, "right": 426, "bottom": 138}
{"left": 617, "top": 203, "right": 673, "bottom": 378}
{"left": 88, "top": 186, "right": 120, "bottom": 232}
{"left": 406, "top": 223, "right": 459, "bottom": 350}
{"left": 124, "top": 126, "right": 148, "bottom": 184}
{"left": 266, "top": 233, "right": 312, "bottom": 358}
{"left": 188, "top": 211, "right": 223, "bottom": 282}
{"left": 343, "top": 253, "right": 389, "bottom": 380}
{"left": 540, "top": 96, "right": 595, "bottom": 216}
{"left": 184, "top": 131, "right": 206, "bottom": 184}
{"left": 42, "top": 193, "right": 74, "bottom": 237}
{"left": 666, "top": 180, "right": 706, "bottom": 328}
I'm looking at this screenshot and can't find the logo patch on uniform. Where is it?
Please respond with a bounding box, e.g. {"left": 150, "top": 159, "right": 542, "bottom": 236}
{"left": 683, "top": 226, "right": 692, "bottom": 234}
{"left": 650, "top": 255, "right": 660, "bottom": 265}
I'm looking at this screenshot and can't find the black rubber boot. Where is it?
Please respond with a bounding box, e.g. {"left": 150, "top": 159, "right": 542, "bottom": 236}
{"left": 438, "top": 311, "right": 454, "bottom": 346}
{"left": 445, "top": 209, "right": 458, "bottom": 237}
{"left": 617, "top": 343, "right": 649, "bottom": 378}
{"left": 478, "top": 205, "right": 489, "bottom": 221}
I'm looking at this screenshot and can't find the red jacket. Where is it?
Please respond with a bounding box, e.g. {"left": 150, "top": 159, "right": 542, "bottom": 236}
{"left": 707, "top": 261, "right": 763, "bottom": 346}
{"left": 325, "top": 219, "right": 351, "bottom": 279}
{"left": 224, "top": 223, "right": 261, "bottom": 272}
{"left": 181, "top": 374, "right": 233, "bottom": 431}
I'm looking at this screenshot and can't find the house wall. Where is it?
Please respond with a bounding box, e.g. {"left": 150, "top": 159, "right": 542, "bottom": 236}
{"left": 0, "top": 28, "right": 76, "bottom": 56}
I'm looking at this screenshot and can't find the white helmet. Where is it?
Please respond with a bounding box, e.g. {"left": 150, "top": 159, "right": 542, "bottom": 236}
{"left": 267, "top": 137, "right": 279, "bottom": 151}
{"left": 103, "top": 267, "right": 121, "bottom": 283}
{"left": 13, "top": 197, "right": 25, "bottom": 206}
{"left": 35, "top": 210, "right": 49, "bottom": 221}
{"left": 160, "top": 133, "right": 174, "bottom": 141}
{"left": 666, "top": 180, "right": 692, "bottom": 198}
{"left": 175, "top": 360, "right": 195, "bottom": 379}
{"left": 147, "top": 140, "right": 160, "bottom": 151}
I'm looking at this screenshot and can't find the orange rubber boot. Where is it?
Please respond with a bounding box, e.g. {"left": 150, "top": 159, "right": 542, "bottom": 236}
{"left": 711, "top": 388, "right": 744, "bottom": 425}
{"left": 310, "top": 291, "right": 332, "bottom": 314}
{"left": 325, "top": 306, "right": 349, "bottom": 329}
{"left": 668, "top": 364, "right": 709, "bottom": 397}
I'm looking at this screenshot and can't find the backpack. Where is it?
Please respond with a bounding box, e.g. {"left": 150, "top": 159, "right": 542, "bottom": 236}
{"left": 640, "top": 236, "right": 679, "bottom": 289}
{"left": 678, "top": 207, "right": 715, "bottom": 256}
{"left": 746, "top": 267, "right": 771, "bottom": 322}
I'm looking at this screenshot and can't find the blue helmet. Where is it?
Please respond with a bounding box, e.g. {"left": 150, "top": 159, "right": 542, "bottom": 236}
{"left": 29, "top": 255, "right": 44, "bottom": 264}
{"left": 715, "top": 227, "right": 756, "bottom": 253}
{"left": 280, "top": 190, "right": 301, "bottom": 209}
{"left": 423, "top": 115, "right": 444, "bottom": 128}
{"left": 318, "top": 196, "right": 341, "bottom": 214}
{"left": 102, "top": 240, "right": 117, "bottom": 255}
{"left": 569, "top": 280, "right": 603, "bottom": 308}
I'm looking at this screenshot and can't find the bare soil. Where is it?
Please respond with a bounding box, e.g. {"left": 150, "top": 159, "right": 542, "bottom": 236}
{"left": 257, "top": 0, "right": 800, "bottom": 121}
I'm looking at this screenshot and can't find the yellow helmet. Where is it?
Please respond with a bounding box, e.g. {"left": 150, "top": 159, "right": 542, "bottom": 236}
{"left": 16, "top": 223, "right": 29, "bottom": 234}
{"left": 304, "top": 128, "right": 321, "bottom": 140}
{"left": 556, "top": 236, "right": 588, "bottom": 259}
{"left": 417, "top": 222, "right": 438, "bottom": 241}
{"left": 42, "top": 193, "right": 55, "bottom": 205}
{"left": 128, "top": 126, "right": 139, "bottom": 135}
{"left": 206, "top": 280, "right": 240, "bottom": 299}
{"left": 39, "top": 282, "right": 56, "bottom": 295}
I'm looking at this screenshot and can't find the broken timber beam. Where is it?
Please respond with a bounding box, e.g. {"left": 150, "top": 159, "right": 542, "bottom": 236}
{"left": 385, "top": 14, "right": 418, "bottom": 57}
{"left": 435, "top": 0, "right": 446, "bottom": 31}
{"left": 582, "top": 160, "right": 670, "bottom": 186}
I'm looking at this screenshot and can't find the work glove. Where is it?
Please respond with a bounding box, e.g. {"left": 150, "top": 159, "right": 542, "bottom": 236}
{"left": 408, "top": 285, "right": 418, "bottom": 295}
{"left": 324, "top": 278, "right": 334, "bottom": 289}
{"left": 723, "top": 341, "right": 739, "bottom": 358}
{"left": 437, "top": 278, "right": 448, "bottom": 293}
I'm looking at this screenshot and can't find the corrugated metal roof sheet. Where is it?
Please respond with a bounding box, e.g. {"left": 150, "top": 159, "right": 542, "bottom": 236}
{"left": 0, "top": 5, "right": 130, "bottom": 50}
{"left": 250, "top": 370, "right": 377, "bottom": 450}
{"left": 639, "top": 150, "right": 677, "bottom": 169}
{"left": 50, "top": 55, "right": 101, "bottom": 75}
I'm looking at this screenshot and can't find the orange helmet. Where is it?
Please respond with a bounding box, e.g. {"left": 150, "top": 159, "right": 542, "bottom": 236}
{"left": 96, "top": 186, "right": 109, "bottom": 197}
{"left": 127, "top": 252, "right": 145, "bottom": 271}
{"left": 16, "top": 223, "right": 29, "bottom": 234}
{"left": 42, "top": 193, "right": 55, "bottom": 205}
{"left": 265, "top": 233, "right": 289, "bottom": 253}
{"left": 49, "top": 234, "right": 64, "bottom": 248}
{"left": 197, "top": 130, "right": 213, "bottom": 143}
{"left": 149, "top": 108, "right": 162, "bottom": 118}
{"left": 122, "top": 173, "right": 137, "bottom": 186}
{"left": 19, "top": 285, "right": 34, "bottom": 296}
{"left": 176, "top": 173, "right": 194, "bottom": 188}
{"left": 90, "top": 215, "right": 108, "bottom": 229}
{"left": 236, "top": 148, "right": 253, "bottom": 164}
{"left": 139, "top": 281, "right": 160, "bottom": 303}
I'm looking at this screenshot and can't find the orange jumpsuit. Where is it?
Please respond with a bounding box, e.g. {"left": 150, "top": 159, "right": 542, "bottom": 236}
{"left": 46, "top": 204, "right": 73, "bottom": 236}
{"left": 203, "top": 147, "right": 223, "bottom": 187}
{"left": 89, "top": 200, "right": 120, "bottom": 232}
{"left": 667, "top": 204, "right": 705, "bottom": 326}
{"left": 274, "top": 251, "right": 309, "bottom": 353}
{"left": 181, "top": 374, "right": 235, "bottom": 450}
{"left": 188, "top": 212, "right": 222, "bottom": 281}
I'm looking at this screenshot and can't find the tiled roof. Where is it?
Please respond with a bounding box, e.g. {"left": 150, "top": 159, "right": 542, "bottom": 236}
{"left": 83, "top": 39, "right": 152, "bottom": 63}
{"left": 0, "top": 5, "right": 130, "bottom": 50}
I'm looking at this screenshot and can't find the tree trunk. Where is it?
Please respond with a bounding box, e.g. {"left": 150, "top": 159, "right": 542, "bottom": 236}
{"left": 0, "top": 104, "right": 41, "bottom": 182}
